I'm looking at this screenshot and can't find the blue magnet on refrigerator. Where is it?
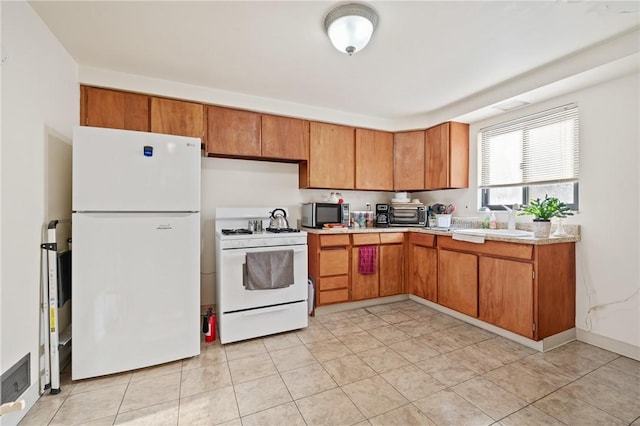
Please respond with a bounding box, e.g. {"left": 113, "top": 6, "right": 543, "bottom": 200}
{"left": 143, "top": 145, "right": 153, "bottom": 157}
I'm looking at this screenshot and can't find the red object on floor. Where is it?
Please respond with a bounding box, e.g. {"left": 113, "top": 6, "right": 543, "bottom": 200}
{"left": 205, "top": 314, "right": 216, "bottom": 342}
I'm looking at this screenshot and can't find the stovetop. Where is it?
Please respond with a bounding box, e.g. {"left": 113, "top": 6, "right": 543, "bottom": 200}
{"left": 215, "top": 207, "right": 307, "bottom": 249}
{"left": 221, "top": 229, "right": 254, "bottom": 235}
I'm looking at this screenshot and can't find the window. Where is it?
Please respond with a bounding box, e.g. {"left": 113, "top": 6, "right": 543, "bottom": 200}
{"left": 479, "top": 103, "right": 579, "bottom": 210}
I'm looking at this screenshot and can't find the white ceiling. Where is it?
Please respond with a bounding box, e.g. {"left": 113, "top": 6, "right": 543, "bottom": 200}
{"left": 29, "top": 1, "right": 640, "bottom": 124}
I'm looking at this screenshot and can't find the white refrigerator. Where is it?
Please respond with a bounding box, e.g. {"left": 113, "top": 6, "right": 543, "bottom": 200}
{"left": 72, "top": 126, "right": 201, "bottom": 380}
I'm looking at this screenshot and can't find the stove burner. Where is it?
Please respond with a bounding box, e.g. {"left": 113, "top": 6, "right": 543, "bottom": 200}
{"left": 221, "top": 229, "right": 253, "bottom": 235}
{"left": 266, "top": 228, "right": 301, "bottom": 233}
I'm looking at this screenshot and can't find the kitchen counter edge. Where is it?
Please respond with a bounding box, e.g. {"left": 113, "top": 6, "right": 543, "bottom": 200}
{"left": 301, "top": 227, "right": 580, "bottom": 245}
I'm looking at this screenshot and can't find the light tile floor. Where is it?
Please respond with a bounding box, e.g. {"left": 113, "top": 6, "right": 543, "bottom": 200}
{"left": 20, "top": 300, "right": 640, "bottom": 425}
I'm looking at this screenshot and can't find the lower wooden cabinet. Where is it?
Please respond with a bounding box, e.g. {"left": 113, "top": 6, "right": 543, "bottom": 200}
{"left": 479, "top": 257, "right": 534, "bottom": 338}
{"left": 308, "top": 234, "right": 350, "bottom": 306}
{"left": 438, "top": 249, "right": 478, "bottom": 317}
{"left": 379, "top": 243, "right": 403, "bottom": 297}
{"left": 308, "top": 231, "right": 575, "bottom": 342}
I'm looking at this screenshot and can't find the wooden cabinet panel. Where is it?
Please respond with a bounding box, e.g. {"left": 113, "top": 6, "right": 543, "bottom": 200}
{"left": 352, "top": 233, "right": 381, "bottom": 246}
{"left": 319, "top": 288, "right": 350, "bottom": 305}
{"left": 408, "top": 233, "right": 435, "bottom": 247}
{"left": 320, "top": 234, "right": 350, "bottom": 247}
{"left": 394, "top": 131, "right": 425, "bottom": 190}
{"left": 409, "top": 245, "right": 438, "bottom": 302}
{"left": 380, "top": 232, "right": 405, "bottom": 244}
{"left": 206, "top": 105, "right": 260, "bottom": 156}
{"left": 425, "top": 122, "right": 469, "bottom": 189}
{"left": 438, "top": 236, "right": 533, "bottom": 261}
{"left": 261, "top": 114, "right": 309, "bottom": 160}
{"left": 351, "top": 247, "right": 379, "bottom": 300}
{"left": 318, "top": 275, "right": 349, "bottom": 291}
{"left": 305, "top": 122, "right": 355, "bottom": 189}
{"left": 438, "top": 249, "right": 478, "bottom": 317}
{"left": 151, "top": 97, "right": 204, "bottom": 138}
{"left": 355, "top": 129, "right": 394, "bottom": 190}
{"left": 536, "top": 243, "right": 576, "bottom": 339}
{"left": 479, "top": 257, "right": 534, "bottom": 338}
{"left": 319, "top": 249, "right": 349, "bottom": 276}
{"left": 379, "top": 244, "right": 404, "bottom": 297}
{"left": 82, "top": 86, "right": 149, "bottom": 131}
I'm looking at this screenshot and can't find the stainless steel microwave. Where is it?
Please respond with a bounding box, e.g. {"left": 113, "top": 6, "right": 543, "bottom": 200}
{"left": 301, "top": 203, "right": 350, "bottom": 228}
{"left": 389, "top": 205, "right": 427, "bottom": 226}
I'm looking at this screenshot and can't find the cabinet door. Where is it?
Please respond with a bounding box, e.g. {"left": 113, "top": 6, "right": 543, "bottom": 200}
{"left": 351, "top": 247, "right": 379, "bottom": 301}
{"left": 355, "top": 129, "right": 393, "bottom": 191}
{"left": 150, "top": 97, "right": 204, "bottom": 138}
{"left": 261, "top": 114, "right": 309, "bottom": 160}
{"left": 306, "top": 122, "right": 354, "bottom": 189}
{"left": 393, "top": 131, "right": 425, "bottom": 190}
{"left": 82, "top": 86, "right": 149, "bottom": 131}
{"left": 379, "top": 244, "right": 403, "bottom": 297}
{"left": 409, "top": 245, "right": 437, "bottom": 302}
{"left": 438, "top": 250, "right": 478, "bottom": 317}
{"left": 206, "top": 105, "right": 261, "bottom": 156}
{"left": 425, "top": 122, "right": 469, "bottom": 189}
{"left": 479, "top": 257, "right": 534, "bottom": 338}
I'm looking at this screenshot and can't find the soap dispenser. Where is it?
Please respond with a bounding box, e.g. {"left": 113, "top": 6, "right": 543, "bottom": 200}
{"left": 489, "top": 212, "right": 497, "bottom": 229}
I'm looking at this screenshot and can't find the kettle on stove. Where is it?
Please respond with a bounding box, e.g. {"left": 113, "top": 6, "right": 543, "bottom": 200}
{"left": 269, "top": 208, "right": 290, "bottom": 229}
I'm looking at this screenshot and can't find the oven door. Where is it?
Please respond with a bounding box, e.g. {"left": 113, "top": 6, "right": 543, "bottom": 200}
{"left": 217, "top": 244, "right": 308, "bottom": 312}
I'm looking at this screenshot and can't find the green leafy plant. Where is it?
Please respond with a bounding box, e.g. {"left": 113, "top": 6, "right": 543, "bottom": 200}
{"left": 518, "top": 195, "right": 574, "bottom": 221}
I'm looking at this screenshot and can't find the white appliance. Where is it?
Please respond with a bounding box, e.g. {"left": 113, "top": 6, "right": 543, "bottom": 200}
{"left": 72, "top": 126, "right": 201, "bottom": 380}
{"left": 215, "top": 208, "right": 308, "bottom": 344}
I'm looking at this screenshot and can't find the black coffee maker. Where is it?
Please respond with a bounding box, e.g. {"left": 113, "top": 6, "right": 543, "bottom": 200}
{"left": 375, "top": 204, "right": 390, "bottom": 227}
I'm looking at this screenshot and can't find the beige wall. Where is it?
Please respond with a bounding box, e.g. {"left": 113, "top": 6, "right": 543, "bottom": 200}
{"left": 1, "top": 1, "right": 78, "bottom": 422}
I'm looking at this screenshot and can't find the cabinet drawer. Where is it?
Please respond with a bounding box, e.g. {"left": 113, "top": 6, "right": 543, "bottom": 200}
{"left": 318, "top": 275, "right": 349, "bottom": 291}
{"left": 352, "top": 233, "right": 380, "bottom": 246}
{"left": 408, "top": 232, "right": 436, "bottom": 247}
{"left": 320, "top": 234, "right": 350, "bottom": 247}
{"left": 380, "top": 232, "right": 404, "bottom": 244}
{"left": 318, "top": 288, "right": 350, "bottom": 305}
{"left": 319, "top": 249, "right": 349, "bottom": 276}
{"left": 438, "top": 236, "right": 533, "bottom": 260}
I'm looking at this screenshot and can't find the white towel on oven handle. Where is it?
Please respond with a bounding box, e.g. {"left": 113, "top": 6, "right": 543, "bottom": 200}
{"left": 244, "top": 250, "right": 294, "bottom": 290}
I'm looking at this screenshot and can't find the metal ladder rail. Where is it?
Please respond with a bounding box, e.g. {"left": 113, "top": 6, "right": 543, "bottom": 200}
{"left": 40, "top": 219, "right": 71, "bottom": 395}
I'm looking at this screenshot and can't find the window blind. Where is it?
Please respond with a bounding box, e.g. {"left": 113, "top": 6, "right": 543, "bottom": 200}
{"left": 479, "top": 103, "right": 579, "bottom": 189}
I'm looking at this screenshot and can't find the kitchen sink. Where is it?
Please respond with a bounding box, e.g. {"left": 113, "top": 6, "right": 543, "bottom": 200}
{"left": 452, "top": 229, "right": 535, "bottom": 238}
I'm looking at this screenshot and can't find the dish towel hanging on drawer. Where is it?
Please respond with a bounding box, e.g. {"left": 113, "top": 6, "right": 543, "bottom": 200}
{"left": 358, "top": 245, "right": 377, "bottom": 275}
{"left": 244, "top": 250, "right": 294, "bottom": 290}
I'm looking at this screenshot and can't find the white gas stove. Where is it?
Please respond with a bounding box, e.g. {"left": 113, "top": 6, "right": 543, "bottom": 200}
{"left": 214, "top": 208, "right": 309, "bottom": 344}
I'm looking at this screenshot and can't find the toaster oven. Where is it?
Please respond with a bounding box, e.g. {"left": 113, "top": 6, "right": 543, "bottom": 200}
{"left": 389, "top": 205, "right": 427, "bottom": 226}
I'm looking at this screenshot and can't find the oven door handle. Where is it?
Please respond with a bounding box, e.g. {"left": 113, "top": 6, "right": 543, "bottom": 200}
{"left": 241, "top": 305, "right": 292, "bottom": 316}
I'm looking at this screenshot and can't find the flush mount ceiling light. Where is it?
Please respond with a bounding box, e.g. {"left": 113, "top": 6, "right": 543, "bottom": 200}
{"left": 324, "top": 3, "right": 378, "bottom": 56}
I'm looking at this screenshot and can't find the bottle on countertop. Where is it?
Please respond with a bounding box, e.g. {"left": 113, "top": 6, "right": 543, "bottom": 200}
{"left": 481, "top": 207, "right": 491, "bottom": 229}
{"left": 489, "top": 212, "right": 497, "bottom": 229}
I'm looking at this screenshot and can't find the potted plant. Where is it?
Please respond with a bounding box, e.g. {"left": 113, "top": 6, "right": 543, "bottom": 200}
{"left": 519, "top": 195, "right": 573, "bottom": 237}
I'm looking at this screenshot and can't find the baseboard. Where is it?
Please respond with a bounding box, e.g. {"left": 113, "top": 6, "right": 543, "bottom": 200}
{"left": 409, "top": 295, "right": 575, "bottom": 352}
{"left": 576, "top": 328, "right": 640, "bottom": 361}
{"left": 314, "top": 294, "right": 409, "bottom": 315}
{"left": 0, "top": 381, "right": 40, "bottom": 426}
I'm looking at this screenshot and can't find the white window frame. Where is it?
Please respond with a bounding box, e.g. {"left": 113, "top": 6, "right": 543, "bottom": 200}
{"left": 478, "top": 103, "right": 580, "bottom": 211}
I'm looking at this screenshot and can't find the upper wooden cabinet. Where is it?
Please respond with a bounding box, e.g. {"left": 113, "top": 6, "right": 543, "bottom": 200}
{"left": 301, "top": 122, "right": 355, "bottom": 189}
{"left": 206, "top": 105, "right": 261, "bottom": 157}
{"left": 425, "top": 121, "right": 469, "bottom": 190}
{"left": 150, "top": 97, "right": 204, "bottom": 138}
{"left": 393, "top": 131, "right": 425, "bottom": 191}
{"left": 355, "top": 129, "right": 394, "bottom": 191}
{"left": 261, "top": 114, "right": 309, "bottom": 161}
{"left": 81, "top": 86, "right": 149, "bottom": 132}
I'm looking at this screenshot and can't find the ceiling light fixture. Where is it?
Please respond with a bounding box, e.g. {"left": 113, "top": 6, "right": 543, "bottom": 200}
{"left": 324, "top": 3, "right": 378, "bottom": 56}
